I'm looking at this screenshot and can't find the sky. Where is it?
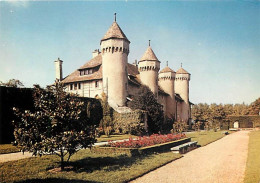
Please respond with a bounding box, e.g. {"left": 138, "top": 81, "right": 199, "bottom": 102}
{"left": 0, "top": 1, "right": 259, "bottom": 105}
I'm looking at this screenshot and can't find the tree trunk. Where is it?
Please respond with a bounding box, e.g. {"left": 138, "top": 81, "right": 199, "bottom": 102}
{"left": 60, "top": 149, "right": 64, "bottom": 171}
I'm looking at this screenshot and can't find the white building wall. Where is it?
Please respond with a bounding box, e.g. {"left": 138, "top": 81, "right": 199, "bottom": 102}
{"left": 101, "top": 39, "right": 129, "bottom": 107}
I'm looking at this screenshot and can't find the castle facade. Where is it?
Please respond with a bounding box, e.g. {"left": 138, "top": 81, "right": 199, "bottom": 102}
{"left": 55, "top": 16, "right": 192, "bottom": 124}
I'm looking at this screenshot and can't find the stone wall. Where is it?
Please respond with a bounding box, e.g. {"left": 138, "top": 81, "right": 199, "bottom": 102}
{"left": 221, "top": 115, "right": 260, "bottom": 129}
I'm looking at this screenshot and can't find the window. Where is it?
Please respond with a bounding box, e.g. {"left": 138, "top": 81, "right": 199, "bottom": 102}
{"left": 74, "top": 83, "right": 77, "bottom": 90}
{"left": 95, "top": 81, "right": 99, "bottom": 88}
{"left": 84, "top": 70, "right": 88, "bottom": 75}
{"left": 78, "top": 83, "right": 81, "bottom": 89}
{"left": 89, "top": 69, "right": 93, "bottom": 74}
{"left": 70, "top": 84, "right": 73, "bottom": 90}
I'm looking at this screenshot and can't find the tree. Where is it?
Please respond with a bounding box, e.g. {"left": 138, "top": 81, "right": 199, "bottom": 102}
{"left": 0, "top": 79, "right": 24, "bottom": 88}
{"left": 12, "top": 81, "right": 96, "bottom": 170}
{"left": 129, "top": 85, "right": 164, "bottom": 134}
{"left": 247, "top": 98, "right": 260, "bottom": 115}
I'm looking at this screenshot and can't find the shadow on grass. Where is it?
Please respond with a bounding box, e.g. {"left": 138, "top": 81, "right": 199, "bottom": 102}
{"left": 67, "top": 154, "right": 143, "bottom": 173}
{"left": 16, "top": 178, "right": 100, "bottom": 183}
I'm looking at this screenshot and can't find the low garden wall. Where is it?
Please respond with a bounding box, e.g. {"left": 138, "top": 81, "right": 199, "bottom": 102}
{"left": 221, "top": 115, "right": 260, "bottom": 130}
{"left": 92, "top": 137, "right": 191, "bottom": 156}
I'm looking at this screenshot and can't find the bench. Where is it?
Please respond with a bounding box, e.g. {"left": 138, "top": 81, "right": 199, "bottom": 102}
{"left": 170, "top": 141, "right": 198, "bottom": 154}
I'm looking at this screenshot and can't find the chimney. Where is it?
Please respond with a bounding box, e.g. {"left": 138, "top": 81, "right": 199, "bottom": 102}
{"left": 133, "top": 59, "right": 138, "bottom": 67}
{"left": 92, "top": 49, "right": 100, "bottom": 58}
{"left": 54, "top": 57, "right": 63, "bottom": 81}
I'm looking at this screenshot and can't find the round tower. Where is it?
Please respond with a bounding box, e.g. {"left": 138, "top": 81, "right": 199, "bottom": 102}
{"left": 175, "top": 65, "right": 190, "bottom": 122}
{"left": 158, "top": 62, "right": 176, "bottom": 118}
{"left": 138, "top": 41, "right": 160, "bottom": 97}
{"left": 101, "top": 14, "right": 130, "bottom": 107}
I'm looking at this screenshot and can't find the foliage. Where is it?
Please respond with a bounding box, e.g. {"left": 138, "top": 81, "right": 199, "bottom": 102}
{"left": 244, "top": 130, "right": 260, "bottom": 183}
{"left": 99, "top": 92, "right": 114, "bottom": 137}
{"left": 247, "top": 97, "right": 260, "bottom": 115}
{"left": 113, "top": 110, "right": 146, "bottom": 135}
{"left": 192, "top": 98, "right": 260, "bottom": 127}
{"left": 172, "top": 120, "right": 188, "bottom": 134}
{"left": 0, "top": 79, "right": 24, "bottom": 88}
{"left": 108, "top": 133, "right": 186, "bottom": 148}
{"left": 129, "top": 85, "right": 164, "bottom": 134}
{"left": 192, "top": 121, "right": 202, "bottom": 131}
{"left": 12, "top": 81, "right": 97, "bottom": 170}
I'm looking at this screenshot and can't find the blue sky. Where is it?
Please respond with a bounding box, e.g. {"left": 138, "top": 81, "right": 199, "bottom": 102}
{"left": 0, "top": 1, "right": 259, "bottom": 104}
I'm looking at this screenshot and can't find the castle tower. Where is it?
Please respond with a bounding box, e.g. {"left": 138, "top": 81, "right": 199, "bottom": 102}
{"left": 100, "top": 14, "right": 130, "bottom": 107}
{"left": 159, "top": 62, "right": 176, "bottom": 118}
{"left": 54, "top": 57, "right": 63, "bottom": 81}
{"left": 175, "top": 65, "right": 191, "bottom": 122}
{"left": 138, "top": 41, "right": 160, "bottom": 97}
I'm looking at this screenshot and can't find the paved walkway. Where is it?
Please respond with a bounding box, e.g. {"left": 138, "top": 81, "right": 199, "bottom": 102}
{"left": 0, "top": 152, "right": 33, "bottom": 163}
{"left": 0, "top": 139, "right": 129, "bottom": 163}
{"left": 131, "top": 130, "right": 250, "bottom": 183}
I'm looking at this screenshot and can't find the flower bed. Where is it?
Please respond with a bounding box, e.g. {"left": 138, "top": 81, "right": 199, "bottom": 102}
{"left": 92, "top": 134, "right": 190, "bottom": 156}
{"left": 108, "top": 134, "right": 186, "bottom": 148}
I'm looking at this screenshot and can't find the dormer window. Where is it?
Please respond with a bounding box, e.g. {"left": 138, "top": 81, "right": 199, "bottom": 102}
{"left": 79, "top": 67, "right": 97, "bottom": 76}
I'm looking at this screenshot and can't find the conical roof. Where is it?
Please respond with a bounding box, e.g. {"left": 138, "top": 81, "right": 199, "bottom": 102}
{"left": 176, "top": 67, "right": 190, "bottom": 74}
{"left": 101, "top": 22, "right": 130, "bottom": 43}
{"left": 160, "top": 66, "right": 175, "bottom": 73}
{"left": 140, "top": 46, "right": 159, "bottom": 61}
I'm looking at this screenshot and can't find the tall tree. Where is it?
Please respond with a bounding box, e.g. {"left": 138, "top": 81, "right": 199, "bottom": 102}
{"left": 0, "top": 79, "right": 24, "bottom": 88}
{"left": 13, "top": 82, "right": 97, "bottom": 170}
{"left": 129, "top": 85, "right": 164, "bottom": 134}
{"left": 248, "top": 98, "right": 260, "bottom": 115}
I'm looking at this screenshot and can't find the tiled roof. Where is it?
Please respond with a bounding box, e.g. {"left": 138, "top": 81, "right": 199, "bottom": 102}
{"left": 176, "top": 67, "right": 190, "bottom": 74}
{"left": 101, "top": 22, "right": 130, "bottom": 43}
{"left": 61, "top": 65, "right": 103, "bottom": 83}
{"left": 127, "top": 63, "right": 139, "bottom": 76}
{"left": 79, "top": 54, "right": 102, "bottom": 69}
{"left": 175, "top": 93, "right": 184, "bottom": 101}
{"left": 140, "top": 46, "right": 159, "bottom": 61}
{"left": 158, "top": 86, "right": 168, "bottom": 96}
{"left": 160, "top": 66, "right": 175, "bottom": 73}
{"left": 62, "top": 55, "right": 140, "bottom": 83}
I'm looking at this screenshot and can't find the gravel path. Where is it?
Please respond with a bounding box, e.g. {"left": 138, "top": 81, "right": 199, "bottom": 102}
{"left": 131, "top": 130, "right": 249, "bottom": 183}
{"left": 0, "top": 139, "right": 128, "bottom": 163}
{"left": 0, "top": 152, "right": 33, "bottom": 163}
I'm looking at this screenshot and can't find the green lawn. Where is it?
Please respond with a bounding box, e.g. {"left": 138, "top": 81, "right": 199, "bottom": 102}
{"left": 0, "top": 149, "right": 181, "bottom": 183}
{"left": 0, "top": 144, "right": 20, "bottom": 154}
{"left": 0, "top": 131, "right": 227, "bottom": 183}
{"left": 96, "top": 134, "right": 138, "bottom": 142}
{"left": 186, "top": 130, "right": 226, "bottom": 146}
{"left": 244, "top": 130, "right": 260, "bottom": 183}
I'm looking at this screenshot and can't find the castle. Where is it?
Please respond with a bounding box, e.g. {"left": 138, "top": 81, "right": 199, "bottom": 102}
{"left": 55, "top": 15, "right": 192, "bottom": 124}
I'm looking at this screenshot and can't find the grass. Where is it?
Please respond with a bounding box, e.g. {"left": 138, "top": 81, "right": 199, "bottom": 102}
{"left": 186, "top": 130, "right": 226, "bottom": 146}
{"left": 0, "top": 131, "right": 227, "bottom": 183}
{"left": 96, "top": 134, "right": 138, "bottom": 142}
{"left": 0, "top": 144, "right": 20, "bottom": 154}
{"left": 0, "top": 149, "right": 181, "bottom": 183}
{"left": 244, "top": 130, "right": 260, "bottom": 183}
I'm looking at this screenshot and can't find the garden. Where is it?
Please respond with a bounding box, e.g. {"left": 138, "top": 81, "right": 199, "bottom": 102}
{"left": 0, "top": 130, "right": 228, "bottom": 183}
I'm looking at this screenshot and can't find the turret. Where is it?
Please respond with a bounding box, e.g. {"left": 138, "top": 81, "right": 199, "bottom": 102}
{"left": 54, "top": 57, "right": 63, "bottom": 81}
{"left": 175, "top": 64, "right": 190, "bottom": 122}
{"left": 159, "top": 62, "right": 176, "bottom": 118}
{"left": 138, "top": 41, "right": 160, "bottom": 97}
{"left": 101, "top": 13, "right": 130, "bottom": 107}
